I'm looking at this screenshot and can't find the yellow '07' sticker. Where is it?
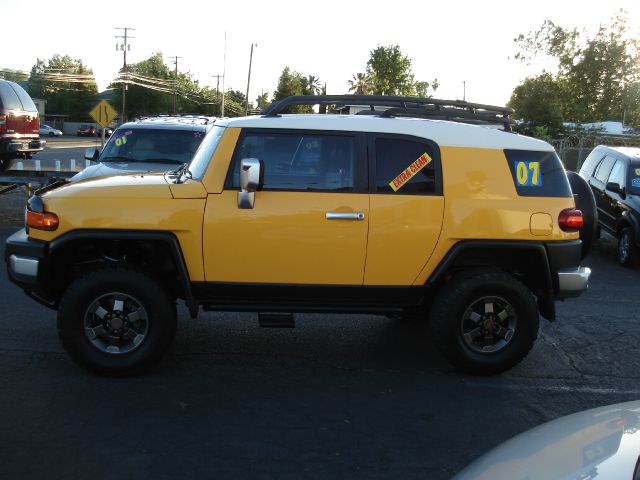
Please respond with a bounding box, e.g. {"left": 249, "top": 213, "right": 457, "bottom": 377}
{"left": 389, "top": 152, "right": 433, "bottom": 191}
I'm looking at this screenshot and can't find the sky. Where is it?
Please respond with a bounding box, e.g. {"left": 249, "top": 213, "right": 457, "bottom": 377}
{"left": 2, "top": 0, "right": 639, "bottom": 108}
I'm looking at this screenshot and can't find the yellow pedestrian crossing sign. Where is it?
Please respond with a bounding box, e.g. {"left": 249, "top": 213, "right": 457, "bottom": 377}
{"left": 90, "top": 100, "right": 118, "bottom": 128}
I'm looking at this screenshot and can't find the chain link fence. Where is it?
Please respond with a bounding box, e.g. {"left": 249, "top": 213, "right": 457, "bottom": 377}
{"left": 551, "top": 134, "right": 640, "bottom": 171}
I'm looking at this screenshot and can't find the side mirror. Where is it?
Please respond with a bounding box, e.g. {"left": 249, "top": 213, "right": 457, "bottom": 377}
{"left": 606, "top": 181, "right": 623, "bottom": 196}
{"left": 84, "top": 148, "right": 99, "bottom": 161}
{"left": 238, "top": 158, "right": 263, "bottom": 209}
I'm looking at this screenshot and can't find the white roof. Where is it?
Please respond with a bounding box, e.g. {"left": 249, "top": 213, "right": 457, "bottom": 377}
{"left": 217, "top": 114, "right": 555, "bottom": 152}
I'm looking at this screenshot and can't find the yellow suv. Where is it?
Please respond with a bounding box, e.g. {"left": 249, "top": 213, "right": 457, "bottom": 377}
{"left": 5, "top": 95, "right": 592, "bottom": 375}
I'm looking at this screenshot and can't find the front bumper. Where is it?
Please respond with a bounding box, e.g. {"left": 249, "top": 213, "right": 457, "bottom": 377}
{"left": 1, "top": 139, "right": 45, "bottom": 155}
{"left": 5, "top": 229, "right": 54, "bottom": 306}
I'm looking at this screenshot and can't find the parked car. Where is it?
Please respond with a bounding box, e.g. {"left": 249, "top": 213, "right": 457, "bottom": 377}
{"left": 454, "top": 401, "right": 640, "bottom": 479}
{"left": 97, "top": 127, "right": 113, "bottom": 138}
{"left": 5, "top": 96, "right": 593, "bottom": 375}
{"left": 76, "top": 124, "right": 97, "bottom": 136}
{"left": 579, "top": 145, "right": 640, "bottom": 267}
{"left": 39, "top": 124, "right": 63, "bottom": 137}
{"left": 0, "top": 79, "right": 45, "bottom": 171}
{"left": 75, "top": 115, "right": 216, "bottom": 181}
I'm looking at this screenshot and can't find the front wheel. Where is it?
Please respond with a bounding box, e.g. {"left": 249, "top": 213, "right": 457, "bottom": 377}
{"left": 618, "top": 227, "right": 639, "bottom": 268}
{"left": 57, "top": 267, "right": 177, "bottom": 375}
{"left": 429, "top": 269, "right": 539, "bottom": 375}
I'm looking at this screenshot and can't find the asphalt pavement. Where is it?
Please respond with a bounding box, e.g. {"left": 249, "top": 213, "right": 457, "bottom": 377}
{"left": 1, "top": 218, "right": 639, "bottom": 479}
{"left": 1, "top": 138, "right": 639, "bottom": 478}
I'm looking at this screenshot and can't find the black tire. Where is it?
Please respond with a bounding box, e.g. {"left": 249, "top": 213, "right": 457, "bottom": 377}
{"left": 57, "top": 267, "right": 177, "bottom": 375}
{"left": 567, "top": 171, "right": 597, "bottom": 258}
{"left": 618, "top": 227, "right": 639, "bottom": 268}
{"left": 429, "top": 269, "right": 539, "bottom": 375}
{"left": 48, "top": 132, "right": 54, "bottom": 137}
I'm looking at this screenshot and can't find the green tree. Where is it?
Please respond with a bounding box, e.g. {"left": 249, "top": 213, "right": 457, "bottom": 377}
{"left": 256, "top": 91, "right": 270, "bottom": 110}
{"left": 348, "top": 73, "right": 373, "bottom": 94}
{"left": 0, "top": 68, "right": 29, "bottom": 83}
{"left": 508, "top": 73, "right": 564, "bottom": 136}
{"left": 366, "top": 45, "right": 415, "bottom": 95}
{"left": 273, "top": 67, "right": 317, "bottom": 112}
{"left": 28, "top": 54, "right": 98, "bottom": 121}
{"left": 514, "top": 10, "right": 640, "bottom": 123}
{"left": 623, "top": 82, "right": 640, "bottom": 127}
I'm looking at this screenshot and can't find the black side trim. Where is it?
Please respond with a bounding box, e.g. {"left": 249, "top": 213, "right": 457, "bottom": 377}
{"left": 192, "top": 282, "right": 428, "bottom": 313}
{"left": 49, "top": 230, "right": 198, "bottom": 317}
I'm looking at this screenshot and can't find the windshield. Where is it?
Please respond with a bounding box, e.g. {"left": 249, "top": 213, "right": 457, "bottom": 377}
{"left": 631, "top": 162, "right": 640, "bottom": 195}
{"left": 100, "top": 128, "right": 206, "bottom": 164}
{"left": 189, "top": 125, "right": 225, "bottom": 179}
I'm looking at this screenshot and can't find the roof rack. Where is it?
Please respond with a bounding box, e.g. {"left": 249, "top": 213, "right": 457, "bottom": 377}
{"left": 261, "top": 95, "right": 514, "bottom": 131}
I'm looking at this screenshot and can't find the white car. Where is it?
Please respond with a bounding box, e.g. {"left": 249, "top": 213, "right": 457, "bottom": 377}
{"left": 454, "top": 400, "right": 640, "bottom": 479}
{"left": 39, "top": 124, "right": 63, "bottom": 137}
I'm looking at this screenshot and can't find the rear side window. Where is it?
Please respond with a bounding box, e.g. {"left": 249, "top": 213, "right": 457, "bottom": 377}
{"left": 0, "top": 81, "right": 23, "bottom": 110}
{"left": 373, "top": 136, "right": 441, "bottom": 195}
{"left": 10, "top": 83, "right": 37, "bottom": 112}
{"left": 504, "top": 149, "right": 572, "bottom": 197}
{"left": 594, "top": 155, "right": 616, "bottom": 184}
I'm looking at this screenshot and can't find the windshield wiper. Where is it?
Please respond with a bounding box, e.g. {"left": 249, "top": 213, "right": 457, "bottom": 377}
{"left": 139, "top": 158, "right": 186, "bottom": 165}
{"left": 102, "top": 156, "right": 139, "bottom": 162}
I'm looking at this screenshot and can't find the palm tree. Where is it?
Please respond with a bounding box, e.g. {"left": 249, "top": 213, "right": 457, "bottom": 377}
{"left": 348, "top": 73, "right": 373, "bottom": 95}
{"left": 305, "top": 75, "right": 322, "bottom": 95}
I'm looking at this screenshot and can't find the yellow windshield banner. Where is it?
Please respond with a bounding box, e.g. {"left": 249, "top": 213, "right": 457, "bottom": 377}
{"left": 389, "top": 152, "right": 433, "bottom": 192}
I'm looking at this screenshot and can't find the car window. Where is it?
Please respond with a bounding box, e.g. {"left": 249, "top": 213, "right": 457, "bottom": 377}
{"left": 607, "top": 160, "right": 625, "bottom": 187}
{"left": 374, "top": 137, "right": 438, "bottom": 194}
{"left": 229, "top": 131, "right": 355, "bottom": 192}
{"left": 579, "top": 150, "right": 605, "bottom": 177}
{"left": 0, "top": 81, "right": 23, "bottom": 110}
{"left": 10, "top": 82, "right": 37, "bottom": 112}
{"left": 630, "top": 162, "right": 640, "bottom": 195}
{"left": 594, "top": 155, "right": 616, "bottom": 184}
{"left": 101, "top": 128, "right": 206, "bottom": 163}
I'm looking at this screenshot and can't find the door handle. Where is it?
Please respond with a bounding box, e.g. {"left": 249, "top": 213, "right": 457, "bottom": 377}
{"left": 325, "top": 212, "right": 365, "bottom": 221}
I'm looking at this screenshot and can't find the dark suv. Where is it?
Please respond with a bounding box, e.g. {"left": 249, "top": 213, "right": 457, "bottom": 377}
{"left": 579, "top": 145, "right": 640, "bottom": 266}
{"left": 75, "top": 115, "right": 216, "bottom": 181}
{"left": 76, "top": 124, "right": 97, "bottom": 136}
{"left": 0, "top": 79, "right": 45, "bottom": 171}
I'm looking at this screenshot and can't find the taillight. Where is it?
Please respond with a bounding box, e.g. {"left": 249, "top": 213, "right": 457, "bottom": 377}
{"left": 26, "top": 210, "right": 59, "bottom": 231}
{"left": 0, "top": 114, "right": 6, "bottom": 133}
{"left": 558, "top": 208, "right": 583, "bottom": 232}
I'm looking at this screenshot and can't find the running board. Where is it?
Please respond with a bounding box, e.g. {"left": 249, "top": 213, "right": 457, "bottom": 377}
{"left": 258, "top": 312, "right": 295, "bottom": 328}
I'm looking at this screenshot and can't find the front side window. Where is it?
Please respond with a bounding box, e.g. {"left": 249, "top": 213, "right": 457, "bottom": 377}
{"left": 607, "top": 160, "right": 625, "bottom": 187}
{"left": 594, "top": 155, "right": 617, "bottom": 184}
{"left": 229, "top": 131, "right": 356, "bottom": 192}
{"left": 100, "top": 128, "right": 206, "bottom": 166}
{"left": 374, "top": 137, "right": 439, "bottom": 195}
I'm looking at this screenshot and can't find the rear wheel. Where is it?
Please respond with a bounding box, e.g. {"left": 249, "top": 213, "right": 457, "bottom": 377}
{"left": 57, "top": 267, "right": 177, "bottom": 375}
{"left": 48, "top": 132, "right": 54, "bottom": 137}
{"left": 618, "top": 227, "right": 639, "bottom": 268}
{"left": 429, "top": 269, "right": 539, "bottom": 375}
{"left": 0, "top": 157, "right": 11, "bottom": 172}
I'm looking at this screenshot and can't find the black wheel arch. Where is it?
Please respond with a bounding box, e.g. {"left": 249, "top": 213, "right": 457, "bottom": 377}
{"left": 426, "top": 240, "right": 556, "bottom": 321}
{"left": 44, "top": 230, "right": 198, "bottom": 317}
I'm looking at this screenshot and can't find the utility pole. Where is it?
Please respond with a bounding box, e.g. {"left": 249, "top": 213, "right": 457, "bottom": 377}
{"left": 115, "top": 27, "right": 134, "bottom": 124}
{"left": 221, "top": 32, "right": 227, "bottom": 117}
{"left": 244, "top": 43, "right": 257, "bottom": 116}
{"left": 211, "top": 74, "right": 222, "bottom": 115}
{"left": 463, "top": 80, "right": 466, "bottom": 102}
{"left": 169, "top": 56, "right": 182, "bottom": 114}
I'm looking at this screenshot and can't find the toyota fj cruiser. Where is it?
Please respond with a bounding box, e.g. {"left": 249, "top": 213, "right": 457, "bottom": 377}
{"left": 5, "top": 95, "right": 593, "bottom": 375}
